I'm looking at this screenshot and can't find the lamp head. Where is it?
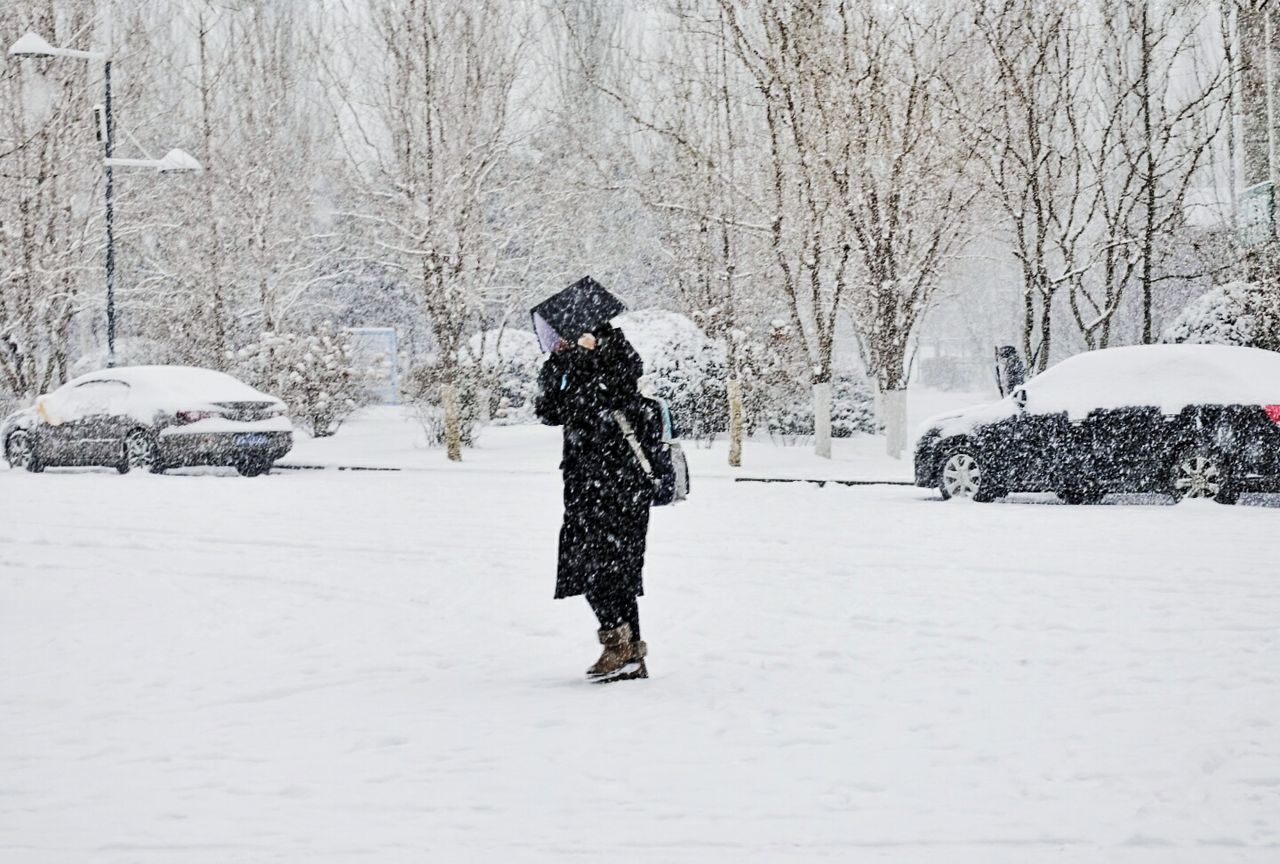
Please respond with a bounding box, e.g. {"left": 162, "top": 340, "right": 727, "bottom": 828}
{"left": 8, "top": 32, "right": 58, "bottom": 57}
{"left": 156, "top": 149, "right": 203, "bottom": 173}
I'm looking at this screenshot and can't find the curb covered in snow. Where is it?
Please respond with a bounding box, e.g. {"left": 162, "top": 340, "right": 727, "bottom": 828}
{"left": 734, "top": 477, "right": 914, "bottom": 488}
{"left": 275, "top": 464, "right": 402, "bottom": 472}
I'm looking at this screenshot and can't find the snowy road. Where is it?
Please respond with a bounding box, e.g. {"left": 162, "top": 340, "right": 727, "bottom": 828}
{"left": 2, "top": 454, "right": 1278, "bottom": 862}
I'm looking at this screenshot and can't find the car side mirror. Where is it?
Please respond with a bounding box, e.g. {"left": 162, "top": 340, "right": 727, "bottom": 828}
{"left": 1012, "top": 386, "right": 1028, "bottom": 410}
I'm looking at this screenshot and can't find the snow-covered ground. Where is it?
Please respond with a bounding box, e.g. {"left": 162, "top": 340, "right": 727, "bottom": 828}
{"left": 3, "top": 404, "right": 1278, "bottom": 862}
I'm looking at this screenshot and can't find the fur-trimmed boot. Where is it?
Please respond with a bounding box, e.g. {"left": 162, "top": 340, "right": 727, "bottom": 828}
{"left": 586, "top": 624, "right": 648, "bottom": 683}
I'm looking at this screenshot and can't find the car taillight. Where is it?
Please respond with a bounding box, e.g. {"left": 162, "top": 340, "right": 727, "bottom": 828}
{"left": 176, "top": 410, "right": 219, "bottom": 425}
{"left": 1266, "top": 405, "right": 1280, "bottom": 424}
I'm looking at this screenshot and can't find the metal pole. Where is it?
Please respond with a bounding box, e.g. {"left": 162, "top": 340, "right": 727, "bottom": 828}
{"left": 1266, "top": 5, "right": 1277, "bottom": 239}
{"left": 104, "top": 55, "right": 115, "bottom": 367}
{"left": 102, "top": 6, "right": 116, "bottom": 368}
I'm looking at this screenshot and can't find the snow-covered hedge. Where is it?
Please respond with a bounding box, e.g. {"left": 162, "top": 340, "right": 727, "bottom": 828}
{"left": 403, "top": 362, "right": 484, "bottom": 449}
{"left": 1163, "top": 280, "right": 1280, "bottom": 352}
{"left": 234, "top": 322, "right": 378, "bottom": 438}
{"left": 467, "top": 328, "right": 544, "bottom": 426}
{"left": 617, "top": 310, "right": 728, "bottom": 440}
{"left": 404, "top": 329, "right": 543, "bottom": 450}
{"left": 749, "top": 370, "right": 875, "bottom": 444}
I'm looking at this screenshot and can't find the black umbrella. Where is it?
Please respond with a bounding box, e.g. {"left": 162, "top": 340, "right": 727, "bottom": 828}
{"left": 531, "top": 276, "right": 628, "bottom": 352}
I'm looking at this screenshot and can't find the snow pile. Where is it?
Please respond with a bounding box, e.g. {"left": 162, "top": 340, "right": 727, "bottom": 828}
{"left": 1163, "top": 280, "right": 1280, "bottom": 351}
{"left": 235, "top": 323, "right": 377, "bottom": 438}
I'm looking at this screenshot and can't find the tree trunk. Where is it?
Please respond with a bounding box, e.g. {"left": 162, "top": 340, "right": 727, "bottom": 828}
{"left": 727, "top": 376, "right": 744, "bottom": 468}
{"left": 812, "top": 381, "right": 832, "bottom": 459}
{"left": 882, "top": 387, "right": 908, "bottom": 459}
{"left": 441, "top": 381, "right": 462, "bottom": 462}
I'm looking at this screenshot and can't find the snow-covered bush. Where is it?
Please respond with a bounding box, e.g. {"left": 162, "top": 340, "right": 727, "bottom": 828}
{"left": 1162, "top": 280, "right": 1280, "bottom": 352}
{"left": 234, "top": 322, "right": 377, "bottom": 437}
{"left": 831, "top": 375, "right": 877, "bottom": 437}
{"left": 402, "top": 311, "right": 880, "bottom": 448}
{"left": 467, "top": 329, "right": 543, "bottom": 425}
{"left": 735, "top": 320, "right": 875, "bottom": 444}
{"left": 617, "top": 309, "right": 728, "bottom": 441}
{"left": 751, "top": 370, "right": 874, "bottom": 444}
{"left": 404, "top": 362, "right": 484, "bottom": 448}
{"left": 403, "top": 329, "right": 542, "bottom": 450}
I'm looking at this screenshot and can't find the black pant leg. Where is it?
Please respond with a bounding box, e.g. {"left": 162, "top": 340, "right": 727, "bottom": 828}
{"left": 586, "top": 585, "right": 640, "bottom": 640}
{"left": 586, "top": 589, "right": 622, "bottom": 631}
{"left": 624, "top": 597, "right": 640, "bottom": 641}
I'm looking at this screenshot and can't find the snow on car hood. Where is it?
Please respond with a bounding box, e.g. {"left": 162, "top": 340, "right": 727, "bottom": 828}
{"left": 917, "top": 398, "right": 1017, "bottom": 442}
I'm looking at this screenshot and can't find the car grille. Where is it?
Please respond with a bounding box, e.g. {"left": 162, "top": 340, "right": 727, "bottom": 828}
{"left": 212, "top": 402, "right": 278, "bottom": 422}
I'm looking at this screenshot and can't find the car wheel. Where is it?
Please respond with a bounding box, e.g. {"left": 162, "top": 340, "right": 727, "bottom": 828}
{"left": 235, "top": 458, "right": 271, "bottom": 477}
{"left": 1169, "top": 446, "right": 1238, "bottom": 505}
{"left": 119, "top": 430, "right": 158, "bottom": 474}
{"left": 939, "top": 450, "right": 1000, "bottom": 502}
{"left": 5, "top": 431, "right": 43, "bottom": 473}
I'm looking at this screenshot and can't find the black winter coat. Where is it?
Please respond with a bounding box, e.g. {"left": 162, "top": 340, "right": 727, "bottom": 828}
{"left": 534, "top": 325, "right": 658, "bottom": 600}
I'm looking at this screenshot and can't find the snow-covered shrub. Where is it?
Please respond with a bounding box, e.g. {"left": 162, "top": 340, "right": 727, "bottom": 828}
{"left": 831, "top": 375, "right": 877, "bottom": 437}
{"left": 617, "top": 309, "right": 728, "bottom": 441}
{"left": 403, "top": 329, "right": 542, "bottom": 449}
{"left": 752, "top": 371, "right": 874, "bottom": 444}
{"left": 467, "top": 328, "right": 543, "bottom": 425}
{"left": 404, "top": 361, "right": 484, "bottom": 448}
{"left": 735, "top": 319, "right": 875, "bottom": 444}
{"left": 1162, "top": 280, "right": 1280, "bottom": 352}
{"left": 234, "top": 322, "right": 377, "bottom": 437}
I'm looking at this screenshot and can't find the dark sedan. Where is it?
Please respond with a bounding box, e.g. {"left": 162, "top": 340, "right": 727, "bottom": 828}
{"left": 914, "top": 345, "right": 1280, "bottom": 505}
{"left": 2, "top": 366, "right": 293, "bottom": 476}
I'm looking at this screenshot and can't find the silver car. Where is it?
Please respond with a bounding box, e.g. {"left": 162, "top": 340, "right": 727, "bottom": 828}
{"left": 2, "top": 366, "right": 293, "bottom": 476}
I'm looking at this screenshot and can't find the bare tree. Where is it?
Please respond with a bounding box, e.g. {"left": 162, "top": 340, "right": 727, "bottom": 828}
{"left": 1074, "top": 0, "right": 1230, "bottom": 348}
{"left": 824, "top": 3, "right": 979, "bottom": 456}
{"left": 567, "top": 0, "right": 770, "bottom": 465}
{"left": 718, "top": 1, "right": 977, "bottom": 457}
{"left": 967, "top": 0, "right": 1096, "bottom": 373}
{"left": 326, "top": 0, "right": 529, "bottom": 461}
{"left": 0, "top": 3, "right": 99, "bottom": 398}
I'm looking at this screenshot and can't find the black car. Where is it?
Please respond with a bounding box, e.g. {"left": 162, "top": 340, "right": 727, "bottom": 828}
{"left": 914, "top": 345, "right": 1280, "bottom": 505}
{"left": 2, "top": 366, "right": 293, "bottom": 476}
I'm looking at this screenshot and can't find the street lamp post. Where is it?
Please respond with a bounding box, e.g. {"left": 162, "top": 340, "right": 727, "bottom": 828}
{"left": 8, "top": 19, "right": 202, "bottom": 368}
{"left": 104, "top": 29, "right": 117, "bottom": 367}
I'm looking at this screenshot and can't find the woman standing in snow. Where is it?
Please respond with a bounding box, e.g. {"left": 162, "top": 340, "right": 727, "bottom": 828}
{"left": 534, "top": 300, "right": 658, "bottom": 684}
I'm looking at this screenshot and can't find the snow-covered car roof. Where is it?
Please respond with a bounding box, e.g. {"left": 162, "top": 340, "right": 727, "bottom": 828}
{"left": 919, "top": 344, "right": 1280, "bottom": 440}
{"left": 1025, "top": 344, "right": 1280, "bottom": 419}
{"left": 65, "top": 366, "right": 281, "bottom": 404}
